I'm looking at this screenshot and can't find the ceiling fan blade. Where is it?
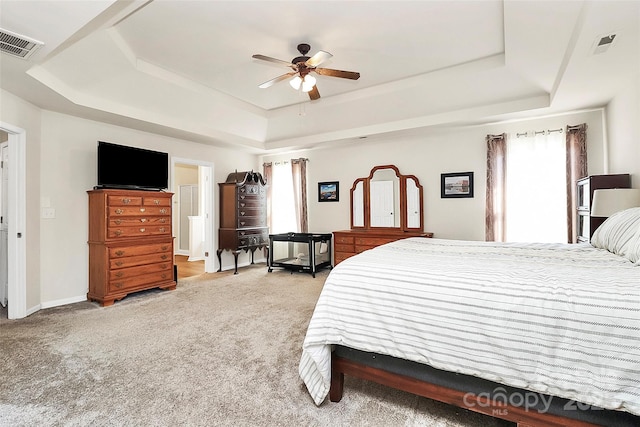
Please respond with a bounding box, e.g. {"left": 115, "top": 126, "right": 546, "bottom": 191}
{"left": 258, "top": 72, "right": 296, "bottom": 89}
{"left": 252, "top": 54, "right": 295, "bottom": 68}
{"left": 308, "top": 85, "right": 320, "bottom": 100}
{"left": 315, "top": 68, "right": 360, "bottom": 80}
{"left": 305, "top": 50, "right": 332, "bottom": 68}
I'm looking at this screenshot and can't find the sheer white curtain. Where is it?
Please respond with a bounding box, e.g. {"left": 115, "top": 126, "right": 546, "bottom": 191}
{"left": 269, "top": 162, "right": 298, "bottom": 234}
{"left": 505, "top": 131, "right": 567, "bottom": 242}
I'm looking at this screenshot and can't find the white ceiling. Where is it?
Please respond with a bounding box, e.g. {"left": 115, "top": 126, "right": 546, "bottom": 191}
{"left": 1, "top": 1, "right": 638, "bottom": 153}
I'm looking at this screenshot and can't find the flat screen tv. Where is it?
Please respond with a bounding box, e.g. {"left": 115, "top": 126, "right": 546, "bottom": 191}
{"left": 96, "top": 141, "right": 168, "bottom": 190}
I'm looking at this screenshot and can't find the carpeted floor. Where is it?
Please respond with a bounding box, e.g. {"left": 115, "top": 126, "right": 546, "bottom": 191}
{"left": 0, "top": 265, "right": 514, "bottom": 427}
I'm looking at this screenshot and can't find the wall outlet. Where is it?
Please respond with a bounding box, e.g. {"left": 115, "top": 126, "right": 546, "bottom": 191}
{"left": 41, "top": 207, "right": 56, "bottom": 219}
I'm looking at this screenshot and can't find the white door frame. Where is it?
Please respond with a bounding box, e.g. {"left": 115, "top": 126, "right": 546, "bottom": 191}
{"left": 0, "top": 122, "right": 27, "bottom": 319}
{"left": 171, "top": 157, "right": 215, "bottom": 273}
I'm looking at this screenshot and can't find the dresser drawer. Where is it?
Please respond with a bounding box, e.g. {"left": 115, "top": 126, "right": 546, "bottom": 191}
{"left": 237, "top": 216, "right": 267, "bottom": 228}
{"left": 237, "top": 198, "right": 265, "bottom": 209}
{"left": 142, "top": 196, "right": 171, "bottom": 207}
{"left": 355, "top": 237, "right": 397, "bottom": 246}
{"left": 109, "top": 216, "right": 170, "bottom": 227}
{"left": 238, "top": 207, "right": 266, "bottom": 218}
{"left": 110, "top": 251, "right": 172, "bottom": 270}
{"left": 110, "top": 242, "right": 172, "bottom": 258}
{"left": 109, "top": 206, "right": 171, "bottom": 217}
{"left": 334, "top": 234, "right": 355, "bottom": 244}
{"left": 237, "top": 228, "right": 268, "bottom": 246}
{"left": 108, "top": 195, "right": 142, "bottom": 206}
{"left": 108, "top": 225, "right": 171, "bottom": 239}
{"left": 334, "top": 243, "right": 355, "bottom": 253}
{"left": 109, "top": 269, "right": 174, "bottom": 293}
{"left": 334, "top": 252, "right": 354, "bottom": 265}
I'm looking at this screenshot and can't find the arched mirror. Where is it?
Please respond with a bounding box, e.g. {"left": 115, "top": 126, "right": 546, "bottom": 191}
{"left": 350, "top": 165, "right": 424, "bottom": 232}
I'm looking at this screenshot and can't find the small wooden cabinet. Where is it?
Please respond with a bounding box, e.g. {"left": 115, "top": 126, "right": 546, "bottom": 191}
{"left": 576, "top": 174, "right": 630, "bottom": 242}
{"left": 87, "top": 189, "right": 176, "bottom": 306}
{"left": 333, "top": 230, "right": 433, "bottom": 265}
{"left": 217, "top": 171, "right": 268, "bottom": 274}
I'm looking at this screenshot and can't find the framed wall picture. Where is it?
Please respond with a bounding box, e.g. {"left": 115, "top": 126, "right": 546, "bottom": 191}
{"left": 318, "top": 181, "right": 339, "bottom": 202}
{"left": 441, "top": 172, "right": 474, "bottom": 198}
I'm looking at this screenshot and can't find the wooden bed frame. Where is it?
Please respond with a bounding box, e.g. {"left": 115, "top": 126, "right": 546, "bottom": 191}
{"left": 330, "top": 348, "right": 640, "bottom": 427}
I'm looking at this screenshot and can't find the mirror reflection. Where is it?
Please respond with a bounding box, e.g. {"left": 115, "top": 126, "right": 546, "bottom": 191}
{"left": 350, "top": 165, "right": 424, "bottom": 232}
{"left": 352, "top": 180, "right": 364, "bottom": 227}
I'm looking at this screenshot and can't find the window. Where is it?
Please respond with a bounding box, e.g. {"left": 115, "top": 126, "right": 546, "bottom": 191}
{"left": 269, "top": 162, "right": 297, "bottom": 234}
{"left": 505, "top": 131, "right": 567, "bottom": 242}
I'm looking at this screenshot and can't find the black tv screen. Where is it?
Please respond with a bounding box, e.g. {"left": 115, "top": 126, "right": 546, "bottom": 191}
{"left": 97, "top": 141, "right": 168, "bottom": 190}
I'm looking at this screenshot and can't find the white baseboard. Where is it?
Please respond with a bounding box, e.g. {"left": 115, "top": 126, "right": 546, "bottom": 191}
{"left": 41, "top": 294, "right": 87, "bottom": 310}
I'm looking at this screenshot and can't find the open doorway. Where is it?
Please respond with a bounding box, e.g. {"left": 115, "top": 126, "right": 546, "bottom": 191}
{"left": 0, "top": 122, "right": 27, "bottom": 319}
{"left": 171, "top": 157, "right": 215, "bottom": 279}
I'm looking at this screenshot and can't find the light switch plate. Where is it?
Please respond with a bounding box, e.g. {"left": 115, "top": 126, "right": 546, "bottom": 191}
{"left": 41, "top": 207, "right": 55, "bottom": 219}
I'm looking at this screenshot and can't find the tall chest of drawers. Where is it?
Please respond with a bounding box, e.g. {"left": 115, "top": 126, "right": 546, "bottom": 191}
{"left": 217, "top": 171, "right": 268, "bottom": 274}
{"left": 87, "top": 189, "right": 176, "bottom": 306}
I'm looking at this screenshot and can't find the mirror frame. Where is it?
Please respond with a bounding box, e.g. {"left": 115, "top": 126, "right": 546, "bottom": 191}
{"left": 350, "top": 164, "right": 424, "bottom": 232}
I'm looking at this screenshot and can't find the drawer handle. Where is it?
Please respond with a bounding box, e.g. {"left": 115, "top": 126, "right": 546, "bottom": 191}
{"left": 140, "top": 218, "right": 147, "bottom": 223}
{"left": 114, "top": 282, "right": 124, "bottom": 289}
{"left": 159, "top": 227, "right": 166, "bottom": 233}
{"left": 239, "top": 195, "right": 245, "bottom": 200}
{"left": 114, "top": 230, "right": 122, "bottom": 236}
{"left": 122, "top": 198, "right": 131, "bottom": 204}
{"left": 160, "top": 218, "right": 166, "bottom": 223}
{"left": 139, "top": 208, "right": 146, "bottom": 212}
{"left": 161, "top": 273, "right": 168, "bottom": 279}
{"left": 160, "top": 254, "right": 168, "bottom": 260}
{"left": 239, "top": 211, "right": 246, "bottom": 216}
{"left": 115, "top": 209, "right": 124, "bottom": 215}
{"left": 115, "top": 272, "right": 123, "bottom": 278}
{"left": 240, "top": 203, "right": 245, "bottom": 207}
{"left": 114, "top": 219, "right": 122, "bottom": 225}
{"left": 240, "top": 221, "right": 246, "bottom": 226}
{"left": 115, "top": 250, "right": 125, "bottom": 256}
{"left": 139, "top": 228, "right": 146, "bottom": 233}
{"left": 160, "top": 208, "right": 167, "bottom": 214}
{"left": 115, "top": 261, "right": 124, "bottom": 267}
{"left": 153, "top": 199, "right": 160, "bottom": 205}
{"left": 161, "top": 245, "right": 169, "bottom": 250}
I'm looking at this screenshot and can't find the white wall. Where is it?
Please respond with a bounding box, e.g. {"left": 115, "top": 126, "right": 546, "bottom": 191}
{"left": 606, "top": 72, "right": 640, "bottom": 183}
{"left": 35, "top": 111, "right": 259, "bottom": 306}
{"left": 261, "top": 109, "right": 606, "bottom": 241}
{"left": 0, "top": 89, "right": 42, "bottom": 312}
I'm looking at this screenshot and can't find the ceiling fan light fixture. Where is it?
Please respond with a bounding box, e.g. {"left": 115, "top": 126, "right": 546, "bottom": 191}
{"left": 302, "top": 75, "right": 316, "bottom": 92}
{"left": 289, "top": 75, "right": 303, "bottom": 90}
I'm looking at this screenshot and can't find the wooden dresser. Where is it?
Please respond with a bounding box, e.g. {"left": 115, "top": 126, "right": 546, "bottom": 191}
{"left": 217, "top": 171, "right": 268, "bottom": 274}
{"left": 87, "top": 189, "right": 176, "bottom": 306}
{"left": 335, "top": 165, "right": 433, "bottom": 265}
{"left": 333, "top": 230, "right": 433, "bottom": 265}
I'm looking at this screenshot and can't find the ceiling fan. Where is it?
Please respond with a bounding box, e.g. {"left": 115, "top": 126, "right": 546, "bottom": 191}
{"left": 252, "top": 43, "right": 360, "bottom": 100}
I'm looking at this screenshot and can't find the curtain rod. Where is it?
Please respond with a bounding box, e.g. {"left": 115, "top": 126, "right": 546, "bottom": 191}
{"left": 262, "top": 158, "right": 309, "bottom": 167}
{"left": 516, "top": 128, "right": 563, "bottom": 138}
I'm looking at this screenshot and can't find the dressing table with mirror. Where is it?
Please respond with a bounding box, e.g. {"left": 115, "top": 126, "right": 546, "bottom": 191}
{"left": 333, "top": 165, "right": 433, "bottom": 265}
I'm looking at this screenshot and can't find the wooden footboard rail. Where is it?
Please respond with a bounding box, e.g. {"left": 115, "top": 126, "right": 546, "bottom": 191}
{"left": 330, "top": 354, "right": 602, "bottom": 427}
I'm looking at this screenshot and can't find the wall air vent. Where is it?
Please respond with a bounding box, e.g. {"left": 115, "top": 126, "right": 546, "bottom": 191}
{"left": 592, "top": 33, "right": 617, "bottom": 55}
{"left": 0, "top": 28, "right": 44, "bottom": 60}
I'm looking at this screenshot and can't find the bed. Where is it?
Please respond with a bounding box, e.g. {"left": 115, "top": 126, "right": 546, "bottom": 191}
{"left": 299, "top": 208, "right": 640, "bottom": 427}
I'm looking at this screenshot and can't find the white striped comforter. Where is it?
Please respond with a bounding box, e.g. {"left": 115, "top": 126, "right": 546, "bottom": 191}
{"left": 299, "top": 238, "right": 640, "bottom": 416}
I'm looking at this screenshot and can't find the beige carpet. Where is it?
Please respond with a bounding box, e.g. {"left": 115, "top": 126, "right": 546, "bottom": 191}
{"left": 0, "top": 265, "right": 514, "bottom": 427}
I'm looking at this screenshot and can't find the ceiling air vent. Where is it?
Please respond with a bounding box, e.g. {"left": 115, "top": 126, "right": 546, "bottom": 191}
{"left": 0, "top": 28, "right": 44, "bottom": 60}
{"left": 592, "top": 33, "right": 617, "bottom": 55}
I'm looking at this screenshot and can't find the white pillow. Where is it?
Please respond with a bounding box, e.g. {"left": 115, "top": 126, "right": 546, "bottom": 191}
{"left": 625, "top": 224, "right": 640, "bottom": 264}
{"left": 590, "top": 207, "right": 640, "bottom": 257}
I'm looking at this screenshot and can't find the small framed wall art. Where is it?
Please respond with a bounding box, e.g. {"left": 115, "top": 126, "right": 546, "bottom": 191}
{"left": 441, "top": 172, "right": 474, "bottom": 198}
{"left": 318, "top": 181, "right": 339, "bottom": 202}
